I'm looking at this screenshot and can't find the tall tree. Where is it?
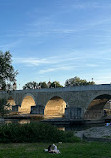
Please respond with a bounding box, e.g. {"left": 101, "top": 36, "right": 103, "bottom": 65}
{"left": 65, "top": 76, "right": 95, "bottom": 87}
{"left": 0, "top": 51, "right": 18, "bottom": 90}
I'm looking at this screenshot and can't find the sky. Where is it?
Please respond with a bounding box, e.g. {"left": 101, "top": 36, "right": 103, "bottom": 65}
{"left": 0, "top": 0, "right": 111, "bottom": 89}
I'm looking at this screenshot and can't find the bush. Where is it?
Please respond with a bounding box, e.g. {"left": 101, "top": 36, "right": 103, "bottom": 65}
{"left": 0, "top": 122, "right": 81, "bottom": 143}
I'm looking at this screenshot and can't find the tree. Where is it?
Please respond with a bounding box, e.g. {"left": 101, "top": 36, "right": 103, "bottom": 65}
{"left": 23, "top": 81, "right": 63, "bottom": 89}
{"left": 49, "top": 81, "right": 63, "bottom": 88}
{"left": 65, "top": 76, "right": 95, "bottom": 87}
{"left": 0, "top": 51, "right": 18, "bottom": 90}
{"left": 0, "top": 98, "right": 10, "bottom": 117}
{"left": 23, "top": 81, "right": 38, "bottom": 90}
{"left": 39, "top": 82, "right": 48, "bottom": 88}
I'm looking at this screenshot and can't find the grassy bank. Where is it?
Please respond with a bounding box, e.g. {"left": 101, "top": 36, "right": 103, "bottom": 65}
{"left": 0, "top": 142, "right": 111, "bottom": 158}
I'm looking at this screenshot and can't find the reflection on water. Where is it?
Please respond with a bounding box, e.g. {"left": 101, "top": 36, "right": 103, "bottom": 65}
{"left": 55, "top": 123, "right": 105, "bottom": 132}
{"left": 5, "top": 120, "right": 12, "bottom": 124}
{"left": 1, "top": 119, "right": 105, "bottom": 132}
{"left": 4, "top": 119, "right": 31, "bottom": 124}
{"left": 57, "top": 127, "right": 65, "bottom": 131}
{"left": 18, "top": 119, "right": 30, "bottom": 124}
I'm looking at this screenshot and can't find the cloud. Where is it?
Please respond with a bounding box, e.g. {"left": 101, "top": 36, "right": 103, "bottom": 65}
{"left": 13, "top": 57, "right": 49, "bottom": 66}
{"left": 0, "top": 40, "right": 21, "bottom": 49}
{"left": 13, "top": 49, "right": 111, "bottom": 79}
{"left": 13, "top": 53, "right": 81, "bottom": 66}
{"left": 13, "top": 49, "right": 110, "bottom": 69}
{"left": 86, "top": 64, "right": 98, "bottom": 67}
{"left": 69, "top": 1, "right": 111, "bottom": 10}
{"left": 39, "top": 65, "right": 76, "bottom": 74}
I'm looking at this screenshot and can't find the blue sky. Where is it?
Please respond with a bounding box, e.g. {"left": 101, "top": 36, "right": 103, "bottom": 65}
{"left": 1, "top": 0, "right": 111, "bottom": 89}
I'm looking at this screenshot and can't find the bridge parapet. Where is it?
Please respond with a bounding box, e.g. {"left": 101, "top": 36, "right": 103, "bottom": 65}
{"left": 1, "top": 84, "right": 111, "bottom": 95}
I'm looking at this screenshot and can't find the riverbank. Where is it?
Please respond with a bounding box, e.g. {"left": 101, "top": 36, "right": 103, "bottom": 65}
{"left": 75, "top": 126, "right": 111, "bottom": 139}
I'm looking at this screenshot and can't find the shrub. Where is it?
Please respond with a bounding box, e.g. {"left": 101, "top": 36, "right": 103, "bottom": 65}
{"left": 0, "top": 122, "right": 81, "bottom": 143}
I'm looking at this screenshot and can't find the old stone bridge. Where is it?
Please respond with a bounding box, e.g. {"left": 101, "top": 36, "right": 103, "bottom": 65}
{"left": 0, "top": 84, "right": 111, "bottom": 120}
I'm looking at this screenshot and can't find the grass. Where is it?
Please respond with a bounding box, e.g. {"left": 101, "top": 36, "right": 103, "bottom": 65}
{"left": 0, "top": 142, "right": 111, "bottom": 158}
{"left": 0, "top": 122, "right": 110, "bottom": 157}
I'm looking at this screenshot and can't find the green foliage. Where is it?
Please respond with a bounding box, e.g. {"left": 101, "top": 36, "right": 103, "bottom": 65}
{"left": 23, "top": 81, "right": 39, "bottom": 90}
{"left": 23, "top": 81, "right": 48, "bottom": 89}
{"left": 65, "top": 76, "right": 95, "bottom": 87}
{"left": 0, "top": 98, "right": 10, "bottom": 117}
{"left": 23, "top": 81, "right": 63, "bottom": 89}
{"left": 39, "top": 82, "right": 48, "bottom": 88}
{"left": 0, "top": 122, "right": 80, "bottom": 143}
{"left": 0, "top": 51, "right": 18, "bottom": 90}
{"left": 50, "top": 81, "right": 63, "bottom": 88}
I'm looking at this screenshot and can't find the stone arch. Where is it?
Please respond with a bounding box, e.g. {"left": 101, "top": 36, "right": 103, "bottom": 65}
{"left": 7, "top": 96, "right": 16, "bottom": 110}
{"left": 20, "top": 93, "right": 36, "bottom": 105}
{"left": 84, "top": 93, "right": 111, "bottom": 120}
{"left": 19, "top": 93, "right": 36, "bottom": 114}
{"left": 44, "top": 93, "right": 68, "bottom": 107}
{"left": 44, "top": 96, "right": 66, "bottom": 118}
{"left": 7, "top": 96, "right": 16, "bottom": 105}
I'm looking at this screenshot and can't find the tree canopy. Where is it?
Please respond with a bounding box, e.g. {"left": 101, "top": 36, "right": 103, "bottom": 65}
{"left": 23, "top": 81, "right": 63, "bottom": 89}
{"left": 23, "top": 81, "right": 48, "bottom": 89}
{"left": 23, "top": 81, "right": 39, "bottom": 90}
{"left": 0, "top": 51, "right": 18, "bottom": 90}
{"left": 39, "top": 82, "right": 48, "bottom": 88}
{"left": 23, "top": 77, "right": 95, "bottom": 89}
{"left": 65, "top": 76, "right": 95, "bottom": 87}
{"left": 49, "top": 81, "right": 63, "bottom": 88}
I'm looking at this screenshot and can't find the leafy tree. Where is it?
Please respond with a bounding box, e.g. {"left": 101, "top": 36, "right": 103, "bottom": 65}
{"left": 65, "top": 76, "right": 95, "bottom": 87}
{"left": 23, "top": 81, "right": 63, "bottom": 89}
{"left": 49, "top": 81, "right": 63, "bottom": 88}
{"left": 23, "top": 81, "right": 38, "bottom": 90}
{"left": 0, "top": 51, "right": 18, "bottom": 90}
{"left": 39, "top": 82, "right": 48, "bottom": 88}
{"left": 0, "top": 98, "right": 10, "bottom": 117}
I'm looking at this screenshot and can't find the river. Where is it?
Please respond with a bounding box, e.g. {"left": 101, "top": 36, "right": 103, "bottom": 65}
{"left": 2, "top": 118, "right": 106, "bottom": 132}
